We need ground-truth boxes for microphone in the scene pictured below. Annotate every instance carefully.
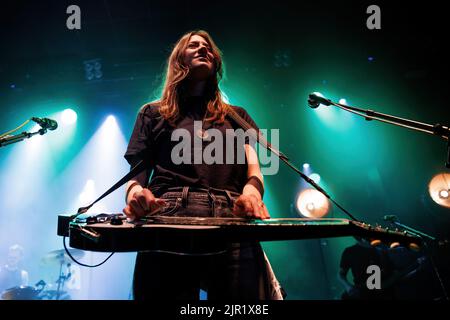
[31,117,58,130]
[383,215,398,222]
[308,92,332,108]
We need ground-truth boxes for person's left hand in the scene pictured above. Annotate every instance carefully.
[233,194,270,219]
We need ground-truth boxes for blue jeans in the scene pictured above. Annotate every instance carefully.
[132,187,276,300]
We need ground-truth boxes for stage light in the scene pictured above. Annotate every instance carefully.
[100,115,118,138]
[78,179,95,204]
[84,59,103,81]
[309,173,321,184]
[339,98,347,105]
[312,92,325,99]
[274,50,291,68]
[428,173,450,208]
[61,109,77,125]
[62,114,128,214]
[296,188,330,218]
[105,115,116,126]
[311,92,337,124]
[439,189,449,199]
[303,163,310,169]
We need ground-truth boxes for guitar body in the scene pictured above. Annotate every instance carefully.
[66,215,422,255]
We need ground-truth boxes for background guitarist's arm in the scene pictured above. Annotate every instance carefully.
[381,256,427,289]
[338,266,355,295]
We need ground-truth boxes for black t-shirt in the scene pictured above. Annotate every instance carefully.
[340,244,385,287]
[124,97,259,196]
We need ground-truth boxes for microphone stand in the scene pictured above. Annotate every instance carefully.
[0,128,48,147]
[254,132,360,221]
[226,107,361,221]
[388,218,449,300]
[312,95,449,298]
[315,96,450,168]
[390,219,436,242]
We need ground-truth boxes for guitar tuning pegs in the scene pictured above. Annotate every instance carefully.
[389,242,400,249]
[408,243,421,251]
[370,239,382,247]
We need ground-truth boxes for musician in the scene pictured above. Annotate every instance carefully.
[385,242,437,299]
[0,244,29,294]
[123,30,284,300]
[338,237,394,299]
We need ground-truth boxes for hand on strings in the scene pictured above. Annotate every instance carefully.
[123,188,166,220]
[233,194,270,220]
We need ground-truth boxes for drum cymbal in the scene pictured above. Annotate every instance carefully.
[428,173,450,208]
[1,286,39,300]
[41,249,85,265]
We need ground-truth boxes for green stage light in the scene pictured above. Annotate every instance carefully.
[61,109,77,125]
[309,173,321,184]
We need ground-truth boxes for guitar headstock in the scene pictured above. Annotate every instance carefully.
[350,220,422,248]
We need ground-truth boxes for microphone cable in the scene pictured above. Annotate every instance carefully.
[0,119,31,139]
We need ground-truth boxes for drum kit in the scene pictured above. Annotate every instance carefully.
[1,248,84,300]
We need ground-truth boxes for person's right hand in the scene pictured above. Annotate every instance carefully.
[123,188,166,220]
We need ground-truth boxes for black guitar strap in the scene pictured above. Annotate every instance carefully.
[76,159,148,215]
[75,106,279,217]
[225,106,288,160]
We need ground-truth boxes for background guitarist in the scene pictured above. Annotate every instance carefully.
[338,237,395,299]
[384,242,438,299]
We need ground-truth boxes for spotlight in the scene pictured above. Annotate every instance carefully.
[428,173,450,208]
[339,98,347,105]
[84,59,103,81]
[303,163,310,169]
[296,188,330,218]
[100,115,119,139]
[309,173,321,184]
[78,179,95,204]
[311,92,325,99]
[439,189,449,199]
[104,115,117,130]
[61,109,77,125]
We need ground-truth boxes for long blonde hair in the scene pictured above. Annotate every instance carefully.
[158,30,228,125]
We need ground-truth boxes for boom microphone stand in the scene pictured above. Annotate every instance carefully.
[308,92,450,299]
[385,215,449,300]
[308,92,450,168]
[0,128,49,147]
